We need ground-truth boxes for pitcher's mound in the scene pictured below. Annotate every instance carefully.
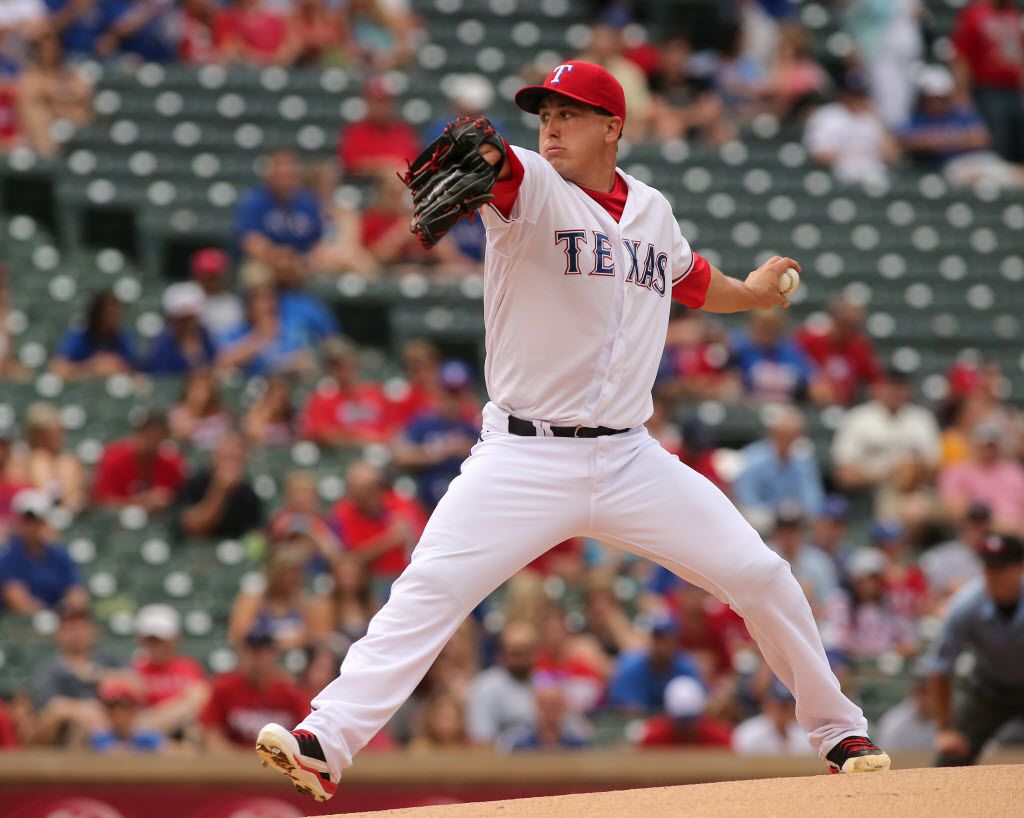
[333,764,1021,818]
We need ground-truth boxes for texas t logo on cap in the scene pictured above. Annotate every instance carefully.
[550,64,574,84]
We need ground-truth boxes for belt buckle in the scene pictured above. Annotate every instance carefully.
[573,425,583,438]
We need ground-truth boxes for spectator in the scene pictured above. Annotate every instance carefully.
[299,337,392,446]
[337,78,420,175]
[804,71,899,185]
[131,604,209,738]
[876,667,937,753]
[89,676,166,754]
[796,296,881,406]
[330,460,426,590]
[920,503,987,606]
[11,400,87,513]
[869,519,931,619]
[235,150,323,281]
[44,0,114,59]
[657,311,739,402]
[191,248,243,338]
[830,527,869,580]
[179,0,217,64]
[466,621,538,745]
[767,23,828,122]
[843,0,923,129]
[901,66,1024,189]
[142,282,216,376]
[930,533,1024,766]
[503,678,590,751]
[213,0,291,66]
[201,626,309,749]
[734,405,825,531]
[714,24,772,124]
[274,265,340,349]
[649,35,732,144]
[15,28,92,157]
[216,285,317,377]
[405,339,480,424]
[30,602,122,746]
[632,674,732,748]
[0,0,46,68]
[607,614,701,713]
[820,547,918,661]
[267,470,341,569]
[286,0,346,66]
[392,361,479,511]
[832,368,941,491]
[532,608,605,714]
[576,24,652,140]
[952,0,1024,163]
[732,677,812,755]
[729,309,819,402]
[579,572,645,659]
[0,489,86,613]
[0,697,21,748]
[343,0,415,71]
[169,369,234,451]
[0,263,32,380]
[97,0,180,63]
[228,543,329,651]
[874,454,943,546]
[324,552,376,654]
[243,374,296,446]
[174,432,265,540]
[424,73,500,143]
[408,690,467,751]
[305,159,380,278]
[769,502,838,610]
[50,289,137,381]
[939,421,1024,535]
[92,409,186,511]
[0,424,28,542]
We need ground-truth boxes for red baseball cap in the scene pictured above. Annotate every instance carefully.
[190,247,229,278]
[515,60,626,124]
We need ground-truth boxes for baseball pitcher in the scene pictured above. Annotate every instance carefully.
[256,61,890,801]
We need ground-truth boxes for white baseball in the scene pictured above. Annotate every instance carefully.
[778,267,800,297]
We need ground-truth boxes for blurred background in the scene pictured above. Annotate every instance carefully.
[1,0,1023,815]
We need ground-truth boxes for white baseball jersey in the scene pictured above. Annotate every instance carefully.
[478,145,710,430]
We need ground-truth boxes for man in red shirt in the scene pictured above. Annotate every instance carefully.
[952,0,1024,162]
[132,604,209,736]
[299,338,393,446]
[331,461,426,587]
[213,0,290,65]
[201,626,309,749]
[92,410,186,511]
[337,79,421,175]
[797,295,881,406]
[633,674,732,748]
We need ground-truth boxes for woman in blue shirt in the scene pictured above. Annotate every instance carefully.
[50,289,138,381]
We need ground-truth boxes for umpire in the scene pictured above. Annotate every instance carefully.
[929,533,1024,765]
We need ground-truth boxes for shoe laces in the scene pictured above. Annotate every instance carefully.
[837,736,878,754]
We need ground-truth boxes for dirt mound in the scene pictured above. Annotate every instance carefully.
[335,765,1022,818]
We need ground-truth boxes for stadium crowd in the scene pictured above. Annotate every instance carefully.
[0,0,1023,768]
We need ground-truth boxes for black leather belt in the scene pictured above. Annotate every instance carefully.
[507,415,629,438]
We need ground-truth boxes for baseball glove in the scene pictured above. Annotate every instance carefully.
[402,116,506,248]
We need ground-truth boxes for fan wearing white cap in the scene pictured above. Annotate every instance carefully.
[142,283,216,376]
[900,65,1024,190]
[0,489,87,613]
[132,604,210,735]
[631,675,733,747]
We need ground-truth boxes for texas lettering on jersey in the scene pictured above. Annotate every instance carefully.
[555,230,668,295]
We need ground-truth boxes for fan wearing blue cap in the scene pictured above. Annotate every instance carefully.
[607,614,702,713]
[392,361,480,511]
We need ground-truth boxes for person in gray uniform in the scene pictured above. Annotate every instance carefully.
[929,533,1024,765]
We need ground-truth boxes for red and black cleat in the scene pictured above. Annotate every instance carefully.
[825,736,891,774]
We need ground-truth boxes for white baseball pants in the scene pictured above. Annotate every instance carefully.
[299,403,867,778]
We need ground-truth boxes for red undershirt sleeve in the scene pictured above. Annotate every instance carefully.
[671,253,712,309]
[489,140,526,220]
